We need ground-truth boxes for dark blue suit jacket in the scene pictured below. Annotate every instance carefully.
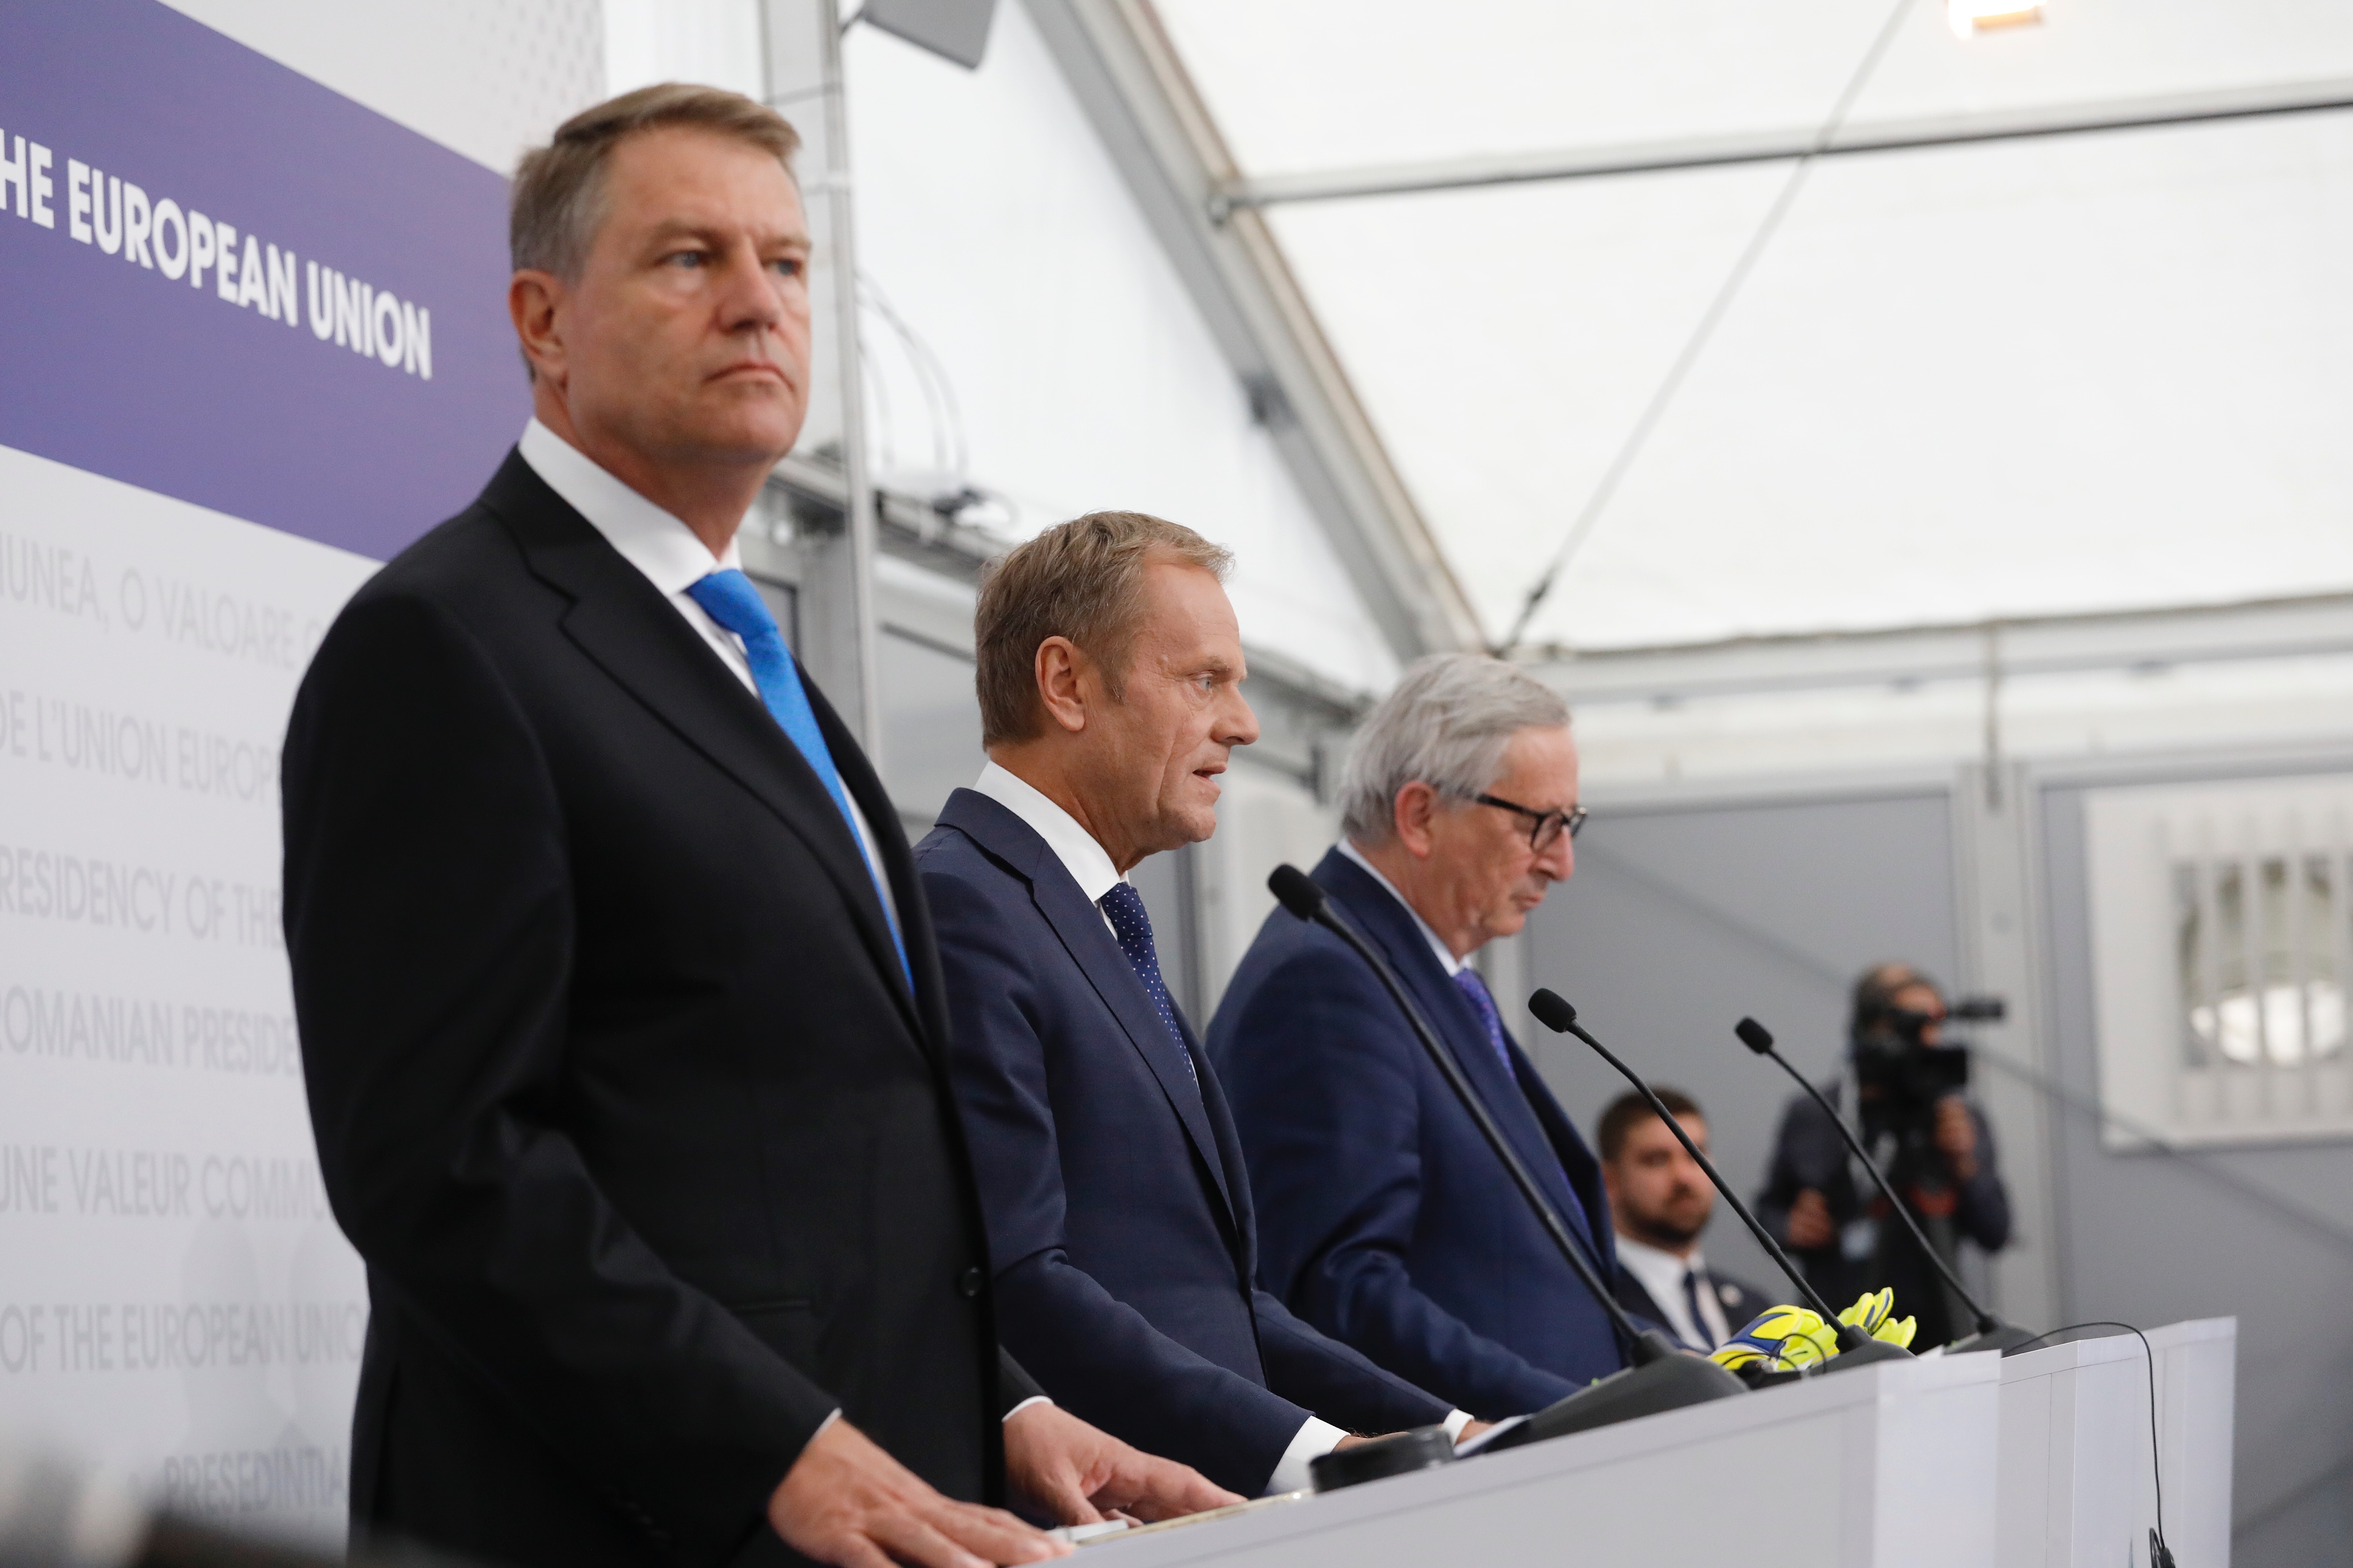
[916,792,1450,1495]
[1206,848,1627,1418]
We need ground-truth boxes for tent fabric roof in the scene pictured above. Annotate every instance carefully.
[1153,0,2353,652]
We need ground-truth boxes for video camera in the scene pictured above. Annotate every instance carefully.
[1853,995,2004,1143]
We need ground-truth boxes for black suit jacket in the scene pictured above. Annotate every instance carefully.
[915,791,1450,1495]
[283,452,1025,1568]
[1611,1261,1773,1351]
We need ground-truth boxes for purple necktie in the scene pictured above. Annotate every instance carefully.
[1450,966,1593,1245]
[1450,966,1519,1077]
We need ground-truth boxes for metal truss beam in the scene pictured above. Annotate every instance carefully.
[1218,76,2353,212]
[1533,592,2353,707]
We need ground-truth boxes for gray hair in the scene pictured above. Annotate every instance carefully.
[1339,653,1571,845]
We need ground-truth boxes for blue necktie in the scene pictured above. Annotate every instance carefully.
[1450,965,1593,1244]
[1683,1268,1714,1351]
[1097,882,1199,1092]
[686,569,909,988]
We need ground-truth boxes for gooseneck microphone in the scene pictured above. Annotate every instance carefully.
[1734,1016,2038,1354]
[1526,989,1909,1371]
[1266,867,1742,1442]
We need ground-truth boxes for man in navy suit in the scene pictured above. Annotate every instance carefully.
[1208,654,1623,1419]
[918,513,1475,1499]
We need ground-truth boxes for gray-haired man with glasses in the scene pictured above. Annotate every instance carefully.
[1207,653,1625,1419]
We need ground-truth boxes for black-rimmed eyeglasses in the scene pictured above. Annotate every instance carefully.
[1473,792,1586,853]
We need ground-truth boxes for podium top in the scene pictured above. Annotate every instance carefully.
[1997,1317,2237,1381]
[2144,1316,2235,1349]
[1080,1354,2000,1568]
[1998,1333,2157,1379]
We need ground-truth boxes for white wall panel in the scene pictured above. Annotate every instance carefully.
[842,2,1399,692]
[161,0,606,173]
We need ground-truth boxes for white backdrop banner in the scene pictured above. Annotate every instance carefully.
[1,0,524,1541]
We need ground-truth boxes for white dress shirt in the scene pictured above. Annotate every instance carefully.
[971,762,1126,927]
[517,419,894,927]
[1614,1235,1734,1351]
[970,768,1467,1491]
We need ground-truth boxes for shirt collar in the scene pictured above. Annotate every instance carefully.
[971,761,1125,905]
[1337,838,1463,976]
[1613,1233,1706,1284]
[517,417,741,592]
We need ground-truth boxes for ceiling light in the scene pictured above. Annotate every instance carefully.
[1948,0,2042,38]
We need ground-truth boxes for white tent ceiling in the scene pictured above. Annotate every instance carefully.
[1152,0,2353,652]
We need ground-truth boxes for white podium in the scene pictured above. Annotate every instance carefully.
[2149,1318,2236,1568]
[1994,1317,2236,1567]
[1093,1353,2001,1568]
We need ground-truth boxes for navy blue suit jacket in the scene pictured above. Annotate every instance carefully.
[1206,848,1627,1418]
[917,792,1450,1495]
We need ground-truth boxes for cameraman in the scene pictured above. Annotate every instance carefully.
[1756,963,2011,1348]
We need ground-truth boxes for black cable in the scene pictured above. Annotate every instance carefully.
[2005,1321,2175,1568]
[1500,0,1920,653]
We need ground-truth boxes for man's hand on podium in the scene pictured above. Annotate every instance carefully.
[769,1417,1069,1568]
[1004,1401,1242,1524]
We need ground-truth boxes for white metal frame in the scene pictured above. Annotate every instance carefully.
[2083,772,2353,1149]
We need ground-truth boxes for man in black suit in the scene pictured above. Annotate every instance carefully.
[914,514,1477,1499]
[1598,1090,1772,1351]
[284,85,1225,1568]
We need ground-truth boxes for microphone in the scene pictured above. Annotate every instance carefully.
[1734,1016,2038,1353]
[1266,866,1741,1443]
[1526,989,1909,1371]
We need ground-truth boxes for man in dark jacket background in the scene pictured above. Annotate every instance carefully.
[1757,963,2011,1348]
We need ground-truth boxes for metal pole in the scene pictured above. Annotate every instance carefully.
[763,0,883,748]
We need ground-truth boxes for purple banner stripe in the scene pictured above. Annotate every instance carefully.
[0,0,527,562]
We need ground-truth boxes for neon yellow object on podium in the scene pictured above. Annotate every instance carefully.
[1711,1290,1918,1373]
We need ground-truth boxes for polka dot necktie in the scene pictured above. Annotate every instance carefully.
[1097,881,1199,1091]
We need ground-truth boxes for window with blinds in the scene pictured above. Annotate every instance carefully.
[2086,775,2353,1148]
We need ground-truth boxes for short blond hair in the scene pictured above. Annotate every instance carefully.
[974,512,1234,747]
[511,83,800,281]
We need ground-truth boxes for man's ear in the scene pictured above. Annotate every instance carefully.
[1034,636,1089,736]
[510,270,568,389]
[1391,780,1441,859]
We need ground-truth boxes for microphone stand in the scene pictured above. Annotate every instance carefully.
[1734,1016,2038,1354]
[1527,990,1910,1371]
[1266,867,1743,1445]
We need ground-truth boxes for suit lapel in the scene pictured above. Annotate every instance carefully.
[940,792,1237,1227]
[1314,850,1588,1228]
[481,452,920,1038]
[1515,1045,1615,1268]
